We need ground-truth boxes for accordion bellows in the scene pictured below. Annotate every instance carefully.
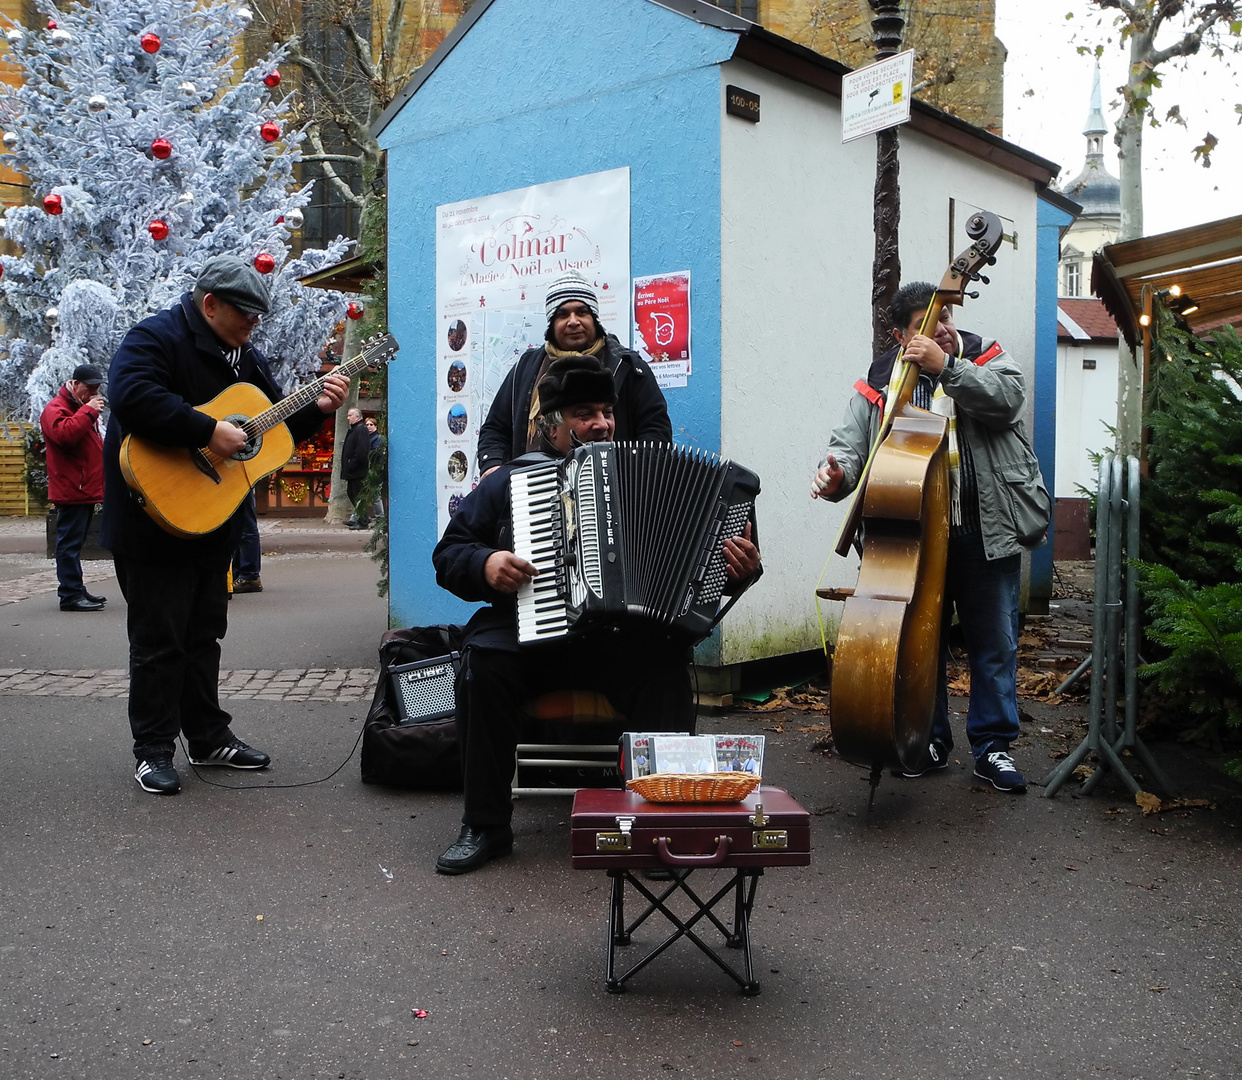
[511,441,760,645]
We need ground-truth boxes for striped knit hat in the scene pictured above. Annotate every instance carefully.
[545,270,600,323]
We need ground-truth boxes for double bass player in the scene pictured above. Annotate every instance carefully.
[812,281,1050,793]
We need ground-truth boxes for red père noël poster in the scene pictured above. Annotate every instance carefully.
[632,271,691,387]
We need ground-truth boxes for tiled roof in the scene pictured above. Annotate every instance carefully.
[1058,298,1118,341]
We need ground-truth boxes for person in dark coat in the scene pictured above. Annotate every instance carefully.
[475,270,672,477]
[40,362,107,612]
[340,407,371,529]
[432,355,760,875]
[101,255,350,795]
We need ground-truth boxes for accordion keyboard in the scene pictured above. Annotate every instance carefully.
[512,461,570,642]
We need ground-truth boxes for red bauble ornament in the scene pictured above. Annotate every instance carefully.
[47,19,57,30]
[141,33,161,54]
[151,138,172,159]
[254,253,276,274]
[259,121,280,143]
[42,193,62,215]
[148,220,169,241]
[263,70,281,88]
[347,302,364,321]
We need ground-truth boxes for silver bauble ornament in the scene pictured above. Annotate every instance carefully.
[286,207,304,229]
[177,190,195,206]
[179,81,197,97]
[45,306,59,327]
[50,28,71,46]
[5,28,22,44]
[237,6,254,26]
[2,131,18,150]
[87,94,107,113]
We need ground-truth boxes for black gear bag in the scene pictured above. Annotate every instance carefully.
[361,625,464,790]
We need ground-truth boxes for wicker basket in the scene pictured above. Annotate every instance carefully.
[626,772,761,804]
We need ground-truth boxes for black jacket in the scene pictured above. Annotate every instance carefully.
[100,294,327,567]
[475,334,672,472]
[340,419,371,481]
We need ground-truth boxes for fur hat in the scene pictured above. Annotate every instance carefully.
[537,354,616,415]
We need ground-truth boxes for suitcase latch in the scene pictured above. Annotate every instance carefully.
[749,802,767,827]
[596,815,636,852]
[752,829,788,850]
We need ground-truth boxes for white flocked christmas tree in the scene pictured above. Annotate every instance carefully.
[0,0,352,419]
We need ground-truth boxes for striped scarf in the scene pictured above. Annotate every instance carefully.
[525,336,607,450]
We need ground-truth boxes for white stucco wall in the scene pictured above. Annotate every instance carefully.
[717,57,1042,664]
[1055,340,1119,497]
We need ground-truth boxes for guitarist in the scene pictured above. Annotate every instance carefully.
[100,256,350,795]
[810,281,1049,794]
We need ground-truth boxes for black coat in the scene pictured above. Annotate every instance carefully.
[340,419,371,481]
[100,294,327,567]
[475,334,672,472]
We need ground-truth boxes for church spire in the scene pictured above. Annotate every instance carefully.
[1084,62,1107,157]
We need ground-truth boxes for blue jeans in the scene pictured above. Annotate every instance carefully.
[933,532,1022,759]
[54,502,95,603]
[233,492,260,579]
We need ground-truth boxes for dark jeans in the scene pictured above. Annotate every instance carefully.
[346,477,369,526]
[233,492,260,579]
[457,637,693,828]
[54,502,95,603]
[114,556,235,761]
[933,532,1022,759]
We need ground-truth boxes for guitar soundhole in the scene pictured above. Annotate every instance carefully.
[223,413,262,461]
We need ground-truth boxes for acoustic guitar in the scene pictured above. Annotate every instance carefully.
[119,332,399,538]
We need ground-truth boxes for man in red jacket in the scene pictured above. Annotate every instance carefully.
[40,363,107,612]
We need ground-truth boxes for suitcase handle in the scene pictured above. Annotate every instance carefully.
[655,835,730,866]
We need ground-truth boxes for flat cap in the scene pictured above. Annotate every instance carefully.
[71,363,104,385]
[536,354,616,416]
[197,255,272,316]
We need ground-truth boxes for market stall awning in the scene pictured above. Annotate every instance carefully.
[298,254,380,295]
[1092,214,1242,348]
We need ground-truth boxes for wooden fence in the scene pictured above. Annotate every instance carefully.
[0,421,45,516]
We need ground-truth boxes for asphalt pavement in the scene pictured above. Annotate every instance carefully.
[1,518,1239,1080]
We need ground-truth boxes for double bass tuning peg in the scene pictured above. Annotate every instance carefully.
[965,290,980,300]
[970,272,990,285]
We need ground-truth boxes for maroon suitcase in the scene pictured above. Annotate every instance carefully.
[570,786,811,870]
[571,787,811,994]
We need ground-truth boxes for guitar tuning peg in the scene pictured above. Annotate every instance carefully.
[978,274,990,285]
[966,290,980,299]
[987,256,997,266]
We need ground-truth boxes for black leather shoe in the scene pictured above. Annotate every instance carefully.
[84,591,107,605]
[60,598,104,612]
[435,825,513,875]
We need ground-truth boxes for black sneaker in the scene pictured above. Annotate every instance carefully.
[188,738,271,770]
[973,750,1027,793]
[135,755,181,794]
[899,740,951,778]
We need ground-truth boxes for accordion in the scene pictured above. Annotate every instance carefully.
[510,442,760,645]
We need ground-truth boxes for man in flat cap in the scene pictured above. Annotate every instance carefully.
[432,355,760,874]
[41,362,108,612]
[101,255,350,795]
[476,270,673,478]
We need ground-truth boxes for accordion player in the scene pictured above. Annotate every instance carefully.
[510,440,761,647]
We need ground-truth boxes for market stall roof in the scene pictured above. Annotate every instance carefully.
[1091,214,1242,348]
[297,253,379,294]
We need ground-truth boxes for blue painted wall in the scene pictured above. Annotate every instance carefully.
[1033,195,1074,610]
[378,0,740,627]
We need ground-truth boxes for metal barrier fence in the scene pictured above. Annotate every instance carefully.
[1042,453,1176,798]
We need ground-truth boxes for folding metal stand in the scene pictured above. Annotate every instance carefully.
[604,866,762,995]
[1043,454,1176,798]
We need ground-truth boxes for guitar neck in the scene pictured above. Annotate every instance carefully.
[247,351,375,435]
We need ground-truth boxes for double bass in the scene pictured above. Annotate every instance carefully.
[823,211,1004,791]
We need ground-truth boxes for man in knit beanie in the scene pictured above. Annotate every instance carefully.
[476,270,672,476]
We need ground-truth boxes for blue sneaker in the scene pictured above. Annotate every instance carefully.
[899,740,951,778]
[973,750,1027,793]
